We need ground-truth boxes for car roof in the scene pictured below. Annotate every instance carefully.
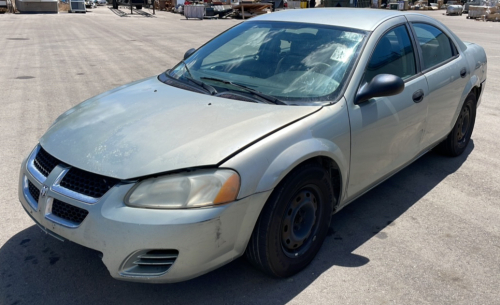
[249,8,423,31]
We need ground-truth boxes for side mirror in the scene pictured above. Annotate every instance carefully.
[354,74,405,105]
[184,48,196,60]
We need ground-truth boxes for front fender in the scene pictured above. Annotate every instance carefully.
[255,138,347,197]
[221,98,351,202]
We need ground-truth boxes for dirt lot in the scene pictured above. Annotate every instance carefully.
[0,8,499,305]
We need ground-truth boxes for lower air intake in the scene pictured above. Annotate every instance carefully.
[121,249,179,277]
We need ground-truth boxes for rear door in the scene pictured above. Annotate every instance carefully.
[406,16,469,148]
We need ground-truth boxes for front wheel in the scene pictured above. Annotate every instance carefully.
[112,0,118,9]
[246,163,334,277]
[436,92,476,157]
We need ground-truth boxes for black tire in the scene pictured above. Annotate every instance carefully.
[437,92,476,157]
[246,163,334,277]
[112,0,118,9]
[136,5,142,9]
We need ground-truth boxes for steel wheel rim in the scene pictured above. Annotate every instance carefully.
[457,105,471,143]
[281,185,321,258]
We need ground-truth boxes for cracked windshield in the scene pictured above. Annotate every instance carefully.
[168,21,366,104]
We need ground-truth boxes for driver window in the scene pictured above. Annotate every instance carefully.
[363,25,416,84]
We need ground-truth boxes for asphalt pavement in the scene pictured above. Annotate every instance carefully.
[0,8,499,305]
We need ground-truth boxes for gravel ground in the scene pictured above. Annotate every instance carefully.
[0,8,499,305]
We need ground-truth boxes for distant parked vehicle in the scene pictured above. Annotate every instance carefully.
[112,0,143,9]
[96,0,107,5]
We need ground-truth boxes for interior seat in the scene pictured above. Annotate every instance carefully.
[275,33,317,74]
[255,35,283,78]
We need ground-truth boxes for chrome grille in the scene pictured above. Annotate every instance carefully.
[51,199,89,225]
[122,250,179,276]
[31,146,119,200]
[34,147,61,177]
[60,167,119,199]
[28,180,40,202]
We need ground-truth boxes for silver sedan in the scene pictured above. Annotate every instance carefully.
[18,9,487,283]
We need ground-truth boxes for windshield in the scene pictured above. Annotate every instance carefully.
[165,21,367,105]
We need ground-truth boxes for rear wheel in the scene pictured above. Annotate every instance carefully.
[246,163,334,277]
[112,0,118,8]
[136,5,142,9]
[437,92,476,157]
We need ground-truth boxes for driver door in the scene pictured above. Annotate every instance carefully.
[346,22,429,199]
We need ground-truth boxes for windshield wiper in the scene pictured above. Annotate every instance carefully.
[200,77,285,105]
[182,62,218,95]
[165,62,218,95]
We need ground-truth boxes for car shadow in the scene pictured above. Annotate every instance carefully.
[0,142,474,305]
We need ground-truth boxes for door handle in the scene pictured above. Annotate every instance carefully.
[460,68,467,78]
[412,89,424,103]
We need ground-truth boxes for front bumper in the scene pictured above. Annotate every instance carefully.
[18,155,270,283]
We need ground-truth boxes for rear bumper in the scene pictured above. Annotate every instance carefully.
[18,156,270,283]
[477,79,486,107]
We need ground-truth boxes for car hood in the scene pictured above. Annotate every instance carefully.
[40,77,320,180]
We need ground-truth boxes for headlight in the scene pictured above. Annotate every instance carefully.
[125,169,240,209]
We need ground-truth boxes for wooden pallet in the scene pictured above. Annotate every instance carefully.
[232,2,271,19]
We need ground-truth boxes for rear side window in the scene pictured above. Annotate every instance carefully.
[363,25,416,84]
[412,23,457,70]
